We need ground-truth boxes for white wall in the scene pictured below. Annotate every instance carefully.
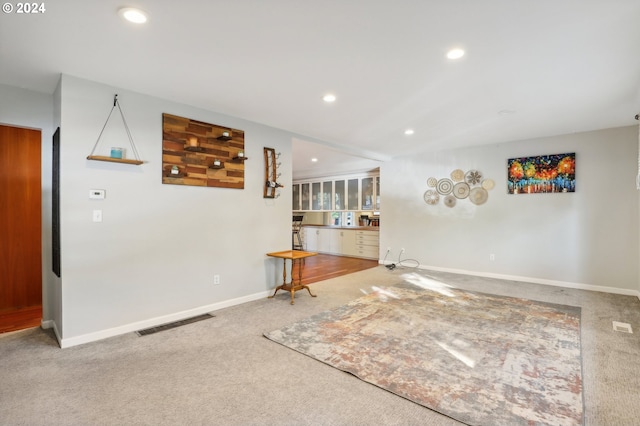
[381,126,640,294]
[3,78,638,347]
[58,75,293,345]
[0,83,58,328]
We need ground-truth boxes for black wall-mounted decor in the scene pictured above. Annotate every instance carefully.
[52,127,61,277]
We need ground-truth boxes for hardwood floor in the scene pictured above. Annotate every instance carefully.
[0,305,42,334]
[291,254,379,285]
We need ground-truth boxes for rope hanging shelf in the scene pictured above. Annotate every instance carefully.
[87,94,144,165]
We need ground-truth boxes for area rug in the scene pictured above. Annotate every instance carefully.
[264,285,583,425]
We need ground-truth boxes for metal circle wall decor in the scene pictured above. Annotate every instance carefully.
[443,195,456,208]
[465,170,483,186]
[436,178,453,195]
[481,178,495,190]
[450,169,464,182]
[423,189,439,205]
[424,168,493,208]
[469,187,489,205]
[453,182,470,199]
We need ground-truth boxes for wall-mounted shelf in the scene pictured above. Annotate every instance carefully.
[264,147,282,198]
[88,95,145,165]
[162,113,244,189]
[87,155,144,165]
[233,156,248,161]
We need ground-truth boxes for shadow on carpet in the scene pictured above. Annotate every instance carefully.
[264,283,583,425]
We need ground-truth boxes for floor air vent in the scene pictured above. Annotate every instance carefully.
[136,314,214,336]
[612,321,633,334]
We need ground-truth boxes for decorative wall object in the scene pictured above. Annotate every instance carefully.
[424,168,493,208]
[52,127,61,277]
[162,113,246,189]
[87,94,144,165]
[507,153,575,194]
[264,147,283,198]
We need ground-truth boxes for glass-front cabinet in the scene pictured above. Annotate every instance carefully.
[301,183,310,211]
[334,180,345,210]
[293,171,380,212]
[292,184,300,211]
[322,181,332,210]
[347,178,359,210]
[375,176,380,210]
[361,177,374,210]
[311,182,322,210]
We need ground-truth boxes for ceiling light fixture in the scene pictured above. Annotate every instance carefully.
[322,94,336,103]
[404,129,415,135]
[446,48,465,60]
[118,7,148,24]
[311,158,318,162]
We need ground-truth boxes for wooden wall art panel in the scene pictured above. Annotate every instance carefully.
[162,113,246,189]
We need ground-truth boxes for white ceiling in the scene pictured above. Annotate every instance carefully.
[2,1,639,179]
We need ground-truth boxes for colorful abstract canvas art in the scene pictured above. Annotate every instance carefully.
[508,152,575,194]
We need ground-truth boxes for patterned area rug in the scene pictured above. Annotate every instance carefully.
[264,285,583,425]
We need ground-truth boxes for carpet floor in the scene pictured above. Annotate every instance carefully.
[1,266,639,425]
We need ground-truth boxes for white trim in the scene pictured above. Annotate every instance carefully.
[379,260,640,299]
[41,319,62,346]
[419,264,640,297]
[58,290,271,349]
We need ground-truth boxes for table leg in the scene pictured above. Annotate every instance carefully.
[296,258,317,301]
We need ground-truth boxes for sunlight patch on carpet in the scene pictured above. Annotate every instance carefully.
[264,286,583,425]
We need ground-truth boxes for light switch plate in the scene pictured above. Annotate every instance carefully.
[92,210,102,222]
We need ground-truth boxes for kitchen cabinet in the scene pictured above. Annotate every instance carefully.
[347,178,359,210]
[311,182,322,210]
[304,227,318,251]
[317,228,333,252]
[294,171,380,212]
[334,180,346,210]
[341,230,358,257]
[301,183,310,210]
[354,230,379,259]
[303,227,378,259]
[292,184,300,210]
[322,181,332,210]
[361,177,374,210]
[375,176,380,210]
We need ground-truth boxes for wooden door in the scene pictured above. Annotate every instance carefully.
[0,124,42,333]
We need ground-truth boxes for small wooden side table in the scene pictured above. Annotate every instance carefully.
[266,250,318,304]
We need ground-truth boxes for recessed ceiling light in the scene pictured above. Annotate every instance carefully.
[446,48,465,59]
[118,7,148,24]
[311,158,318,162]
[404,129,415,135]
[322,94,336,103]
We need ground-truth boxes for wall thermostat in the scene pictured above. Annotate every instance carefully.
[89,189,106,199]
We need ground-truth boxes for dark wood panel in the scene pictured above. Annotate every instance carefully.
[0,305,42,333]
[0,124,42,331]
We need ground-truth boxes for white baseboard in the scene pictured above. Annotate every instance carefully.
[58,290,271,349]
[403,262,640,298]
[41,319,62,347]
